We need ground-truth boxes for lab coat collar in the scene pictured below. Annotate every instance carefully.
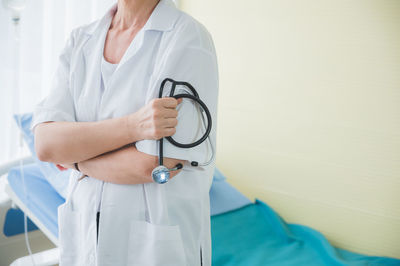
[81,0,180,69]
[83,0,179,36]
[142,0,180,32]
[80,0,180,99]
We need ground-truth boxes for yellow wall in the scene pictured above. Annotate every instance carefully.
[181,0,400,258]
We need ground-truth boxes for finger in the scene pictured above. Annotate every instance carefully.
[163,127,177,137]
[161,97,178,108]
[56,164,68,171]
[163,109,178,118]
[177,98,183,104]
[162,118,178,127]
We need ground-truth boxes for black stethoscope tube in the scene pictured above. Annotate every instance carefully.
[158,78,212,167]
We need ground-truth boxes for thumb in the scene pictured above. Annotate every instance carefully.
[177,98,183,104]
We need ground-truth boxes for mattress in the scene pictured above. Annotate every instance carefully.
[6,163,65,238]
[6,164,400,265]
[211,200,400,266]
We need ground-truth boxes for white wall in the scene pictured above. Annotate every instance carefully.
[182,0,400,258]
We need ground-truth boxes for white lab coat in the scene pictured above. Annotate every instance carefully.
[30,0,219,265]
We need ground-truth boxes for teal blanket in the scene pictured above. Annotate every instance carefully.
[211,199,400,266]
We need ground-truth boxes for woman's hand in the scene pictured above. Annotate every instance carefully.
[127,97,182,141]
[56,163,74,171]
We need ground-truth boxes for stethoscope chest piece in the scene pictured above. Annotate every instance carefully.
[152,165,170,184]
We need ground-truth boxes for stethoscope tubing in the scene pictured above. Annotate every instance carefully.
[166,93,212,148]
[158,78,212,167]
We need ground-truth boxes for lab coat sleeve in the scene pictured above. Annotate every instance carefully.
[135,45,219,164]
[30,30,77,134]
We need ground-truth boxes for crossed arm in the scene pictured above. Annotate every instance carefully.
[34,98,185,185]
[63,142,183,185]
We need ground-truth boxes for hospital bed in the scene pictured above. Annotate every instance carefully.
[1,113,400,266]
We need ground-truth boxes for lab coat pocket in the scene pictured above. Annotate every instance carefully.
[58,202,82,266]
[127,220,187,266]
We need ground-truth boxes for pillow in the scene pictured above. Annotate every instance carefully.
[13,113,70,198]
[213,168,226,181]
[209,169,252,216]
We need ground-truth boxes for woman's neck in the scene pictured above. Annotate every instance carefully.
[113,0,159,30]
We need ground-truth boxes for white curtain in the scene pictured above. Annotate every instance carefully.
[0,0,115,164]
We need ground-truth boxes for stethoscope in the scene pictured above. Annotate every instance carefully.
[151,78,214,184]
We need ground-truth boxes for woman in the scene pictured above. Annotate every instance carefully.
[31,0,218,265]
